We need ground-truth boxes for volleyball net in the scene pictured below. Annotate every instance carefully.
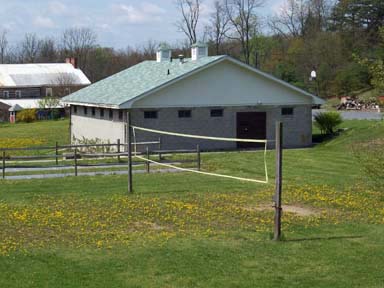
[131,126,270,184]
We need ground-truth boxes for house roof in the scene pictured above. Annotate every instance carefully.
[63,55,324,108]
[0,99,64,109]
[0,63,91,88]
[9,104,23,112]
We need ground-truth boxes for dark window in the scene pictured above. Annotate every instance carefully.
[73,106,77,114]
[92,107,96,116]
[118,111,123,120]
[109,109,113,119]
[178,110,191,118]
[282,107,294,116]
[15,91,21,98]
[3,91,9,98]
[84,106,88,115]
[144,111,158,119]
[100,108,104,118]
[210,109,223,117]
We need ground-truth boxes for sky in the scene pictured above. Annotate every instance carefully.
[0,0,285,49]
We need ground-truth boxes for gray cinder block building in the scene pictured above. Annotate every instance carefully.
[63,43,324,150]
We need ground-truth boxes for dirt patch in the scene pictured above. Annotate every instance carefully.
[245,204,320,217]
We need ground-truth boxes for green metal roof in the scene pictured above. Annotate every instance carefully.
[63,55,226,107]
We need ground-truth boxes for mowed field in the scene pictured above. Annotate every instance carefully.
[0,119,383,287]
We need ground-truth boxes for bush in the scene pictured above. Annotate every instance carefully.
[16,109,37,123]
[314,111,343,135]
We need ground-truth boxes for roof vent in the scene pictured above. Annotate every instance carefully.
[191,42,208,61]
[156,43,172,63]
[178,54,185,64]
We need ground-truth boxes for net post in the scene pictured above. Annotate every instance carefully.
[127,111,133,193]
[146,146,150,173]
[197,144,201,171]
[117,139,121,163]
[2,151,5,179]
[273,121,283,241]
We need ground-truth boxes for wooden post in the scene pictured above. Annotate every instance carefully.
[69,106,72,144]
[158,137,162,161]
[197,144,201,171]
[127,111,133,193]
[117,139,121,163]
[74,148,78,176]
[146,146,150,173]
[2,151,5,179]
[55,141,59,165]
[273,121,283,241]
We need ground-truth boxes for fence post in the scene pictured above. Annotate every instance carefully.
[158,137,162,161]
[55,141,59,165]
[146,146,150,173]
[2,151,5,179]
[197,145,201,171]
[127,111,133,193]
[117,139,121,163]
[74,148,78,176]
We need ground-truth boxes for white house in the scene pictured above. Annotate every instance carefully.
[63,43,324,150]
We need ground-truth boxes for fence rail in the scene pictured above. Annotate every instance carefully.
[0,138,201,179]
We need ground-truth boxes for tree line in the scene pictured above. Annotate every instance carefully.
[0,0,383,99]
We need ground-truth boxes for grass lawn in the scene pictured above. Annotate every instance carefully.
[0,119,70,152]
[0,119,383,287]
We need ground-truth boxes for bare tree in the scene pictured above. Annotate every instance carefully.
[39,37,58,62]
[21,33,41,63]
[141,39,158,58]
[225,0,264,64]
[207,0,231,55]
[0,30,8,64]
[61,27,97,70]
[269,0,307,38]
[176,0,202,45]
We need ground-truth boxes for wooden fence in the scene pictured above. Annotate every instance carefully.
[0,139,201,179]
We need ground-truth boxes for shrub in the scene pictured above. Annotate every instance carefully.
[16,109,37,123]
[314,111,343,135]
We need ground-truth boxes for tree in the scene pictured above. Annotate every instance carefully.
[207,1,231,55]
[357,27,384,92]
[176,0,202,45]
[61,28,97,71]
[332,0,384,43]
[225,0,263,64]
[270,0,307,37]
[21,33,41,63]
[39,37,58,63]
[0,30,8,64]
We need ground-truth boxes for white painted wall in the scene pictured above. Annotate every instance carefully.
[71,115,125,144]
[131,60,312,109]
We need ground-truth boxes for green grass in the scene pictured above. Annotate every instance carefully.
[0,119,383,287]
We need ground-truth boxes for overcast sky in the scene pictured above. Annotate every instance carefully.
[0,0,285,49]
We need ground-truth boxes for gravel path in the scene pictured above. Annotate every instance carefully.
[3,168,187,180]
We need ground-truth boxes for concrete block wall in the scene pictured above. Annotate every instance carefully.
[131,105,312,150]
[70,105,312,151]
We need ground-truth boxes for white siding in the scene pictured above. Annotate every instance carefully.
[131,60,312,109]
